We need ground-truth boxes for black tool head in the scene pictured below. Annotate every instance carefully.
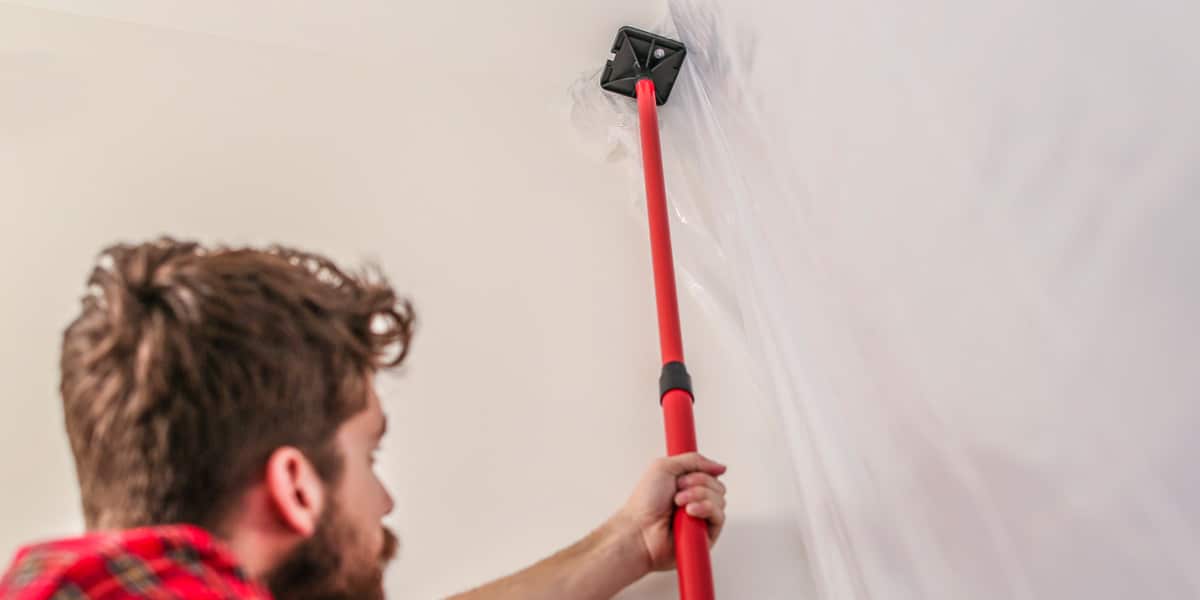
[600,26,687,106]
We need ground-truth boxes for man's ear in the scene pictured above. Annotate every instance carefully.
[264,446,325,537]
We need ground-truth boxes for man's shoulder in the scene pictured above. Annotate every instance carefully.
[0,533,103,599]
[0,526,272,599]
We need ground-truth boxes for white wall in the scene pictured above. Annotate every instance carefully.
[0,3,804,598]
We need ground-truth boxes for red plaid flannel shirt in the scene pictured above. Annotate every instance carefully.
[0,525,273,599]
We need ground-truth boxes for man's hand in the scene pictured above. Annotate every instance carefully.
[613,453,728,573]
[449,453,727,600]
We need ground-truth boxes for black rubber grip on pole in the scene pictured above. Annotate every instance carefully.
[659,361,694,403]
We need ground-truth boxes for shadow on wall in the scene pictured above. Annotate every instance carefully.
[617,515,813,599]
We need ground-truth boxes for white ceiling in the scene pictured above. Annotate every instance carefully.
[0,2,805,598]
[2,0,662,62]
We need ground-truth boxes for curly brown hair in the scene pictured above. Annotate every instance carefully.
[59,238,415,531]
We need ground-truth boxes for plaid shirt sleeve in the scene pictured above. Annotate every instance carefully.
[0,525,273,600]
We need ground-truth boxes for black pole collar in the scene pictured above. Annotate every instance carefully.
[659,361,694,403]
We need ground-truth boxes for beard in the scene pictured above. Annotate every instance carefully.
[265,499,399,600]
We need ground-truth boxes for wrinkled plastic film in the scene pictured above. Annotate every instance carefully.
[572,0,1200,598]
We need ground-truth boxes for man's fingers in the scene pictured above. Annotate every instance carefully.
[684,500,717,517]
[658,452,727,478]
[684,498,726,542]
[677,472,726,495]
[674,486,726,510]
[681,490,726,545]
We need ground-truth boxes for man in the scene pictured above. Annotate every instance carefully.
[0,239,727,599]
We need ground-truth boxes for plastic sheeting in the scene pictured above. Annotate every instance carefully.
[572,0,1200,598]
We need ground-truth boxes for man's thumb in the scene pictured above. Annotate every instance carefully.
[660,452,727,477]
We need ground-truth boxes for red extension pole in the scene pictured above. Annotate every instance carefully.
[635,77,716,600]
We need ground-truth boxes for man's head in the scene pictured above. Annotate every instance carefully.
[59,238,414,598]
